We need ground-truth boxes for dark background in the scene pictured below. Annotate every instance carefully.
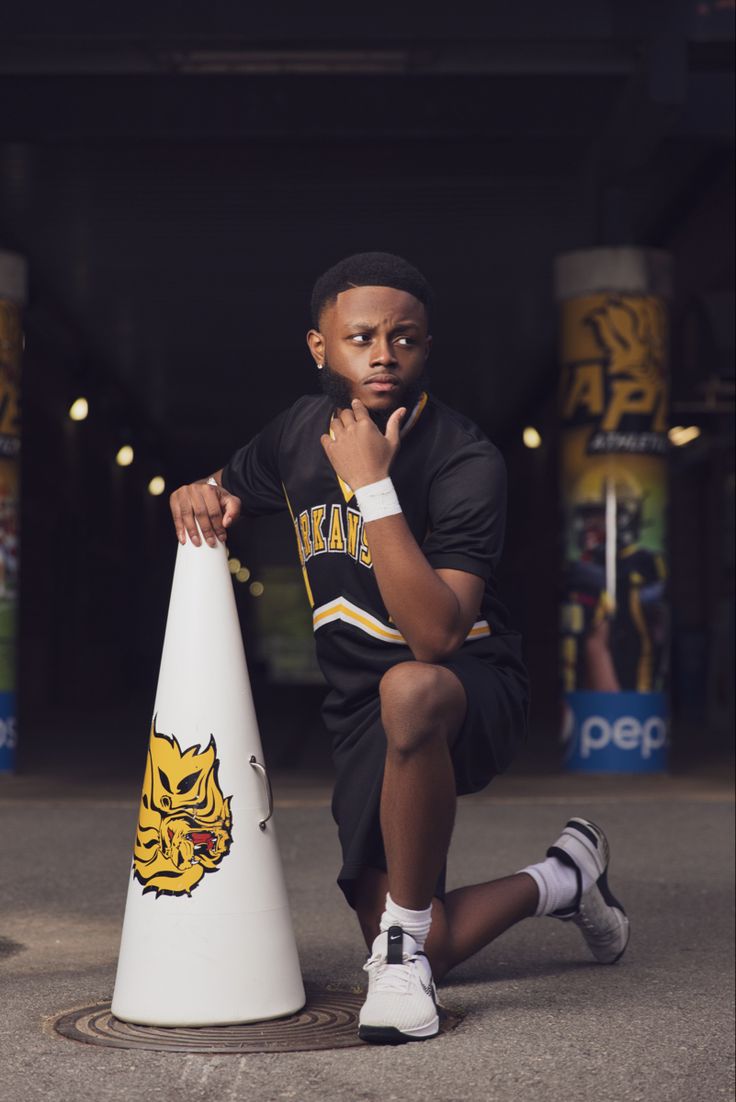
[1,1,733,776]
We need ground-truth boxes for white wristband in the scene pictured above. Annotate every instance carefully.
[354,477,402,523]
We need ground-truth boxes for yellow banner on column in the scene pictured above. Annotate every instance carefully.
[555,249,671,771]
[560,291,668,694]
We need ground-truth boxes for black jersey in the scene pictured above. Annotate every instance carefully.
[221,392,518,714]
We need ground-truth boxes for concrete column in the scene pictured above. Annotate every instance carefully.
[0,251,27,773]
[555,248,672,772]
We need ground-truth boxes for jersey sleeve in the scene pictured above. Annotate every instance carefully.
[421,440,506,580]
[220,408,289,517]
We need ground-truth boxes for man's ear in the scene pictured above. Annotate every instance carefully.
[306,329,325,367]
[424,334,432,360]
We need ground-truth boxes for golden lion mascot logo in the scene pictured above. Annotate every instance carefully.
[133,721,233,897]
[585,295,665,385]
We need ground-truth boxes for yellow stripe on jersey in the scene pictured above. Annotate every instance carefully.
[466,621,492,639]
[400,390,428,435]
[313,599,404,642]
[312,596,491,646]
[282,483,315,608]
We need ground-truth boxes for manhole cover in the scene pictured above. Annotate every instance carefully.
[50,985,463,1053]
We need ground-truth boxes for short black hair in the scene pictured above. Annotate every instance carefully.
[310,251,433,327]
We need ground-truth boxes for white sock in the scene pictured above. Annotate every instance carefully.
[379,893,433,950]
[519,856,584,916]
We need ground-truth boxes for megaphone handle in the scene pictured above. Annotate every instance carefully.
[249,756,274,831]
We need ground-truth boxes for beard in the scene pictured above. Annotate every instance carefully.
[318,361,429,433]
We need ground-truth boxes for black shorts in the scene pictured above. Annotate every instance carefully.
[326,635,529,908]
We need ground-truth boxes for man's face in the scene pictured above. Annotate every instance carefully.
[307,285,431,416]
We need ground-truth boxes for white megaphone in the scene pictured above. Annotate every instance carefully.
[111,533,305,1026]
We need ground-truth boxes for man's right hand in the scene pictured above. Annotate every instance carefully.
[169,472,242,547]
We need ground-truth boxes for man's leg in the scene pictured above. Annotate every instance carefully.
[358,660,540,959]
[378,660,464,910]
[356,662,629,1042]
[356,826,630,986]
[355,867,538,982]
[376,660,539,944]
[357,660,539,1043]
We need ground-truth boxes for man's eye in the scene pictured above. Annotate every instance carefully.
[396,337,415,346]
[350,334,371,343]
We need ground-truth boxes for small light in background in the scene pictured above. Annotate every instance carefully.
[116,444,134,467]
[668,425,701,447]
[523,426,542,449]
[236,567,251,584]
[69,397,89,422]
[228,557,241,574]
[148,475,166,496]
[249,580,264,597]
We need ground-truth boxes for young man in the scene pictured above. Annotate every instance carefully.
[170,252,629,1044]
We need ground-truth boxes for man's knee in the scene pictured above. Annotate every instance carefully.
[379,662,466,755]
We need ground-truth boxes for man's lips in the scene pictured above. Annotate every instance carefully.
[364,375,399,392]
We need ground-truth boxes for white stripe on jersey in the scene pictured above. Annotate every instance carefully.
[312,596,491,646]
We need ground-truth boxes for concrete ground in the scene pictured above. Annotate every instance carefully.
[1,765,734,1102]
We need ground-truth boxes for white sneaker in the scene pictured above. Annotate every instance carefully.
[548,817,630,964]
[358,926,439,1044]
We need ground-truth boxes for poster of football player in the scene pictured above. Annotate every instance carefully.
[555,250,671,772]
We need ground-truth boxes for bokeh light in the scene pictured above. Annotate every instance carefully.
[68,397,89,421]
[668,425,701,447]
[147,475,166,496]
[522,426,542,449]
[115,445,134,467]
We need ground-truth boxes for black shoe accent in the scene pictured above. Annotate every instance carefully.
[414,954,438,1003]
[596,866,627,917]
[546,845,583,915]
[386,925,404,964]
[359,1025,436,1045]
[564,819,601,848]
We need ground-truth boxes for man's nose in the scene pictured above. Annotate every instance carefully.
[370,337,397,366]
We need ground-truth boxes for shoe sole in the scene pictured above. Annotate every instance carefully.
[579,865,631,964]
[359,1020,439,1045]
[567,820,630,964]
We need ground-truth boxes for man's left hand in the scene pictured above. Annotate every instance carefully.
[320,399,406,490]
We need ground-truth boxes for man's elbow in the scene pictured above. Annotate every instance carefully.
[410,625,466,664]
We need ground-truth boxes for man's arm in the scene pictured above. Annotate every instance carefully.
[363,512,485,661]
[169,469,242,547]
[321,399,486,663]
